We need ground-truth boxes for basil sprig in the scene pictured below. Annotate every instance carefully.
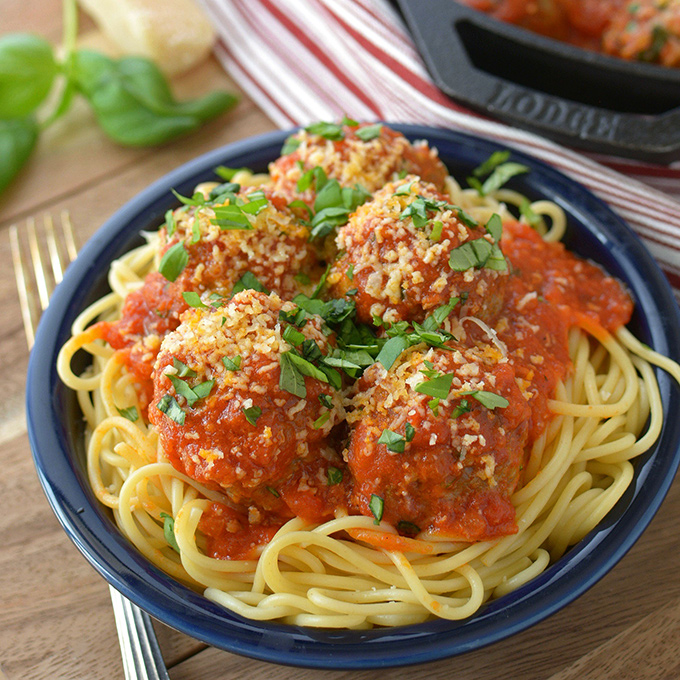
[0,1,237,195]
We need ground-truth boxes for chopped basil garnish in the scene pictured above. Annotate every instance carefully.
[313,411,331,429]
[355,123,382,141]
[168,375,214,408]
[160,512,180,553]
[171,188,206,207]
[157,394,185,425]
[405,422,416,442]
[231,271,270,297]
[279,351,307,398]
[430,220,443,242]
[394,179,416,196]
[415,372,454,399]
[319,393,333,408]
[451,399,470,419]
[173,357,196,377]
[281,136,301,155]
[158,241,189,282]
[327,466,343,486]
[282,324,306,346]
[468,151,529,196]
[376,335,410,370]
[463,390,509,410]
[294,272,311,286]
[222,355,242,371]
[266,485,280,498]
[346,263,354,280]
[397,520,420,537]
[164,209,176,236]
[369,494,384,524]
[243,405,262,425]
[214,165,247,181]
[182,291,207,308]
[378,428,407,453]
[428,397,440,416]
[305,120,345,140]
[116,405,139,422]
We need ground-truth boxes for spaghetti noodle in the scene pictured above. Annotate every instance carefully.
[58,121,680,628]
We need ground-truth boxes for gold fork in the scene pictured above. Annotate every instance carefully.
[11,212,170,680]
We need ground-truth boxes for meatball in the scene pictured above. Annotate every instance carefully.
[326,176,510,324]
[269,121,448,204]
[149,291,347,516]
[345,342,530,541]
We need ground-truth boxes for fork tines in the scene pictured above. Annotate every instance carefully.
[10,211,78,349]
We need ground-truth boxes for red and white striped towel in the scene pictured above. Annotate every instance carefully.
[199,0,680,294]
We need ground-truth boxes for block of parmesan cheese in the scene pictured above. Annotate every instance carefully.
[78,0,216,76]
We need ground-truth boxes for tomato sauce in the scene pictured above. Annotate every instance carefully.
[458,0,680,66]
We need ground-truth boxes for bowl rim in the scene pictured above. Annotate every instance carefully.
[26,124,680,669]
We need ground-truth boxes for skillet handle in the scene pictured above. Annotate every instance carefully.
[396,0,680,163]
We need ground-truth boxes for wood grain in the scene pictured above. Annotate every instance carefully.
[1,3,679,679]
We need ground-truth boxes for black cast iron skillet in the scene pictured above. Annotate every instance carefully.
[395,0,680,163]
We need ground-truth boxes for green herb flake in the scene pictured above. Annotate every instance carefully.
[243,405,262,426]
[397,520,420,537]
[369,494,384,524]
[404,422,416,442]
[415,372,454,399]
[222,355,242,371]
[313,411,331,429]
[279,352,307,398]
[158,241,189,282]
[182,291,207,308]
[305,120,345,140]
[376,334,410,370]
[319,393,333,408]
[231,271,270,297]
[164,209,176,236]
[378,428,406,453]
[266,485,280,498]
[294,272,311,285]
[394,179,416,196]
[283,324,306,346]
[160,512,180,553]
[215,165,247,181]
[157,394,185,425]
[116,405,139,422]
[346,263,354,280]
[428,397,440,416]
[463,390,510,410]
[327,466,343,486]
[355,123,382,141]
[451,399,470,419]
[430,220,443,242]
[281,135,301,155]
[448,237,493,271]
[173,357,196,377]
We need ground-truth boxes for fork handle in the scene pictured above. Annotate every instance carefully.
[109,585,170,680]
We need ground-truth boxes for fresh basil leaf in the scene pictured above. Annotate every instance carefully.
[472,150,511,178]
[157,394,185,424]
[158,241,189,282]
[448,238,493,271]
[0,34,58,118]
[414,372,454,399]
[214,165,247,180]
[313,411,331,429]
[405,422,416,442]
[327,466,343,486]
[160,512,180,553]
[231,271,269,296]
[192,380,215,401]
[480,162,529,196]
[485,213,503,242]
[182,291,206,308]
[0,116,38,193]
[211,203,253,230]
[73,50,237,146]
[451,398,471,419]
[341,115,359,126]
[397,520,420,536]
[279,351,307,398]
[164,209,177,236]
[376,334,410,370]
[355,123,382,141]
[430,220,443,242]
[464,390,509,409]
[243,405,262,426]
[222,355,242,371]
[369,494,384,524]
[378,428,406,453]
[173,357,196,377]
[282,324,306,346]
[116,405,139,422]
[281,135,301,155]
[287,352,329,383]
[305,120,344,140]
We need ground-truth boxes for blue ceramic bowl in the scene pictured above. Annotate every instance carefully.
[26,126,680,669]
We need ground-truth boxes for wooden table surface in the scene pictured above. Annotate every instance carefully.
[2,3,680,679]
